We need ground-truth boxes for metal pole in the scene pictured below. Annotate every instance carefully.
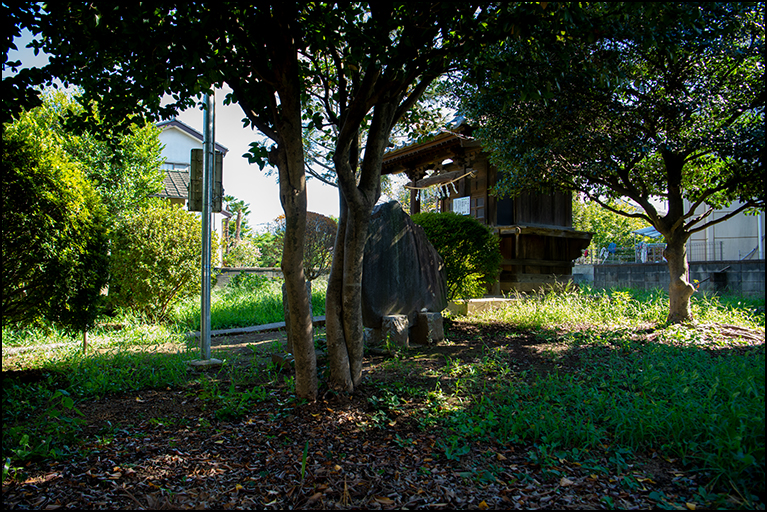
[201,92,215,360]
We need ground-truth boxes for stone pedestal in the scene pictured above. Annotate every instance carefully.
[366,314,410,349]
[410,311,444,345]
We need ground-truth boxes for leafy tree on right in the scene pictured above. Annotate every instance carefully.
[456,2,764,323]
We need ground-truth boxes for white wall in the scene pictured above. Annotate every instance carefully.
[686,200,765,261]
[158,126,226,243]
[159,127,201,165]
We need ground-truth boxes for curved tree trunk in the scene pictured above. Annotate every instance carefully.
[326,184,377,391]
[326,102,396,393]
[664,233,695,324]
[326,191,353,392]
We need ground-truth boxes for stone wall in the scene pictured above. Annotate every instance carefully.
[577,260,765,296]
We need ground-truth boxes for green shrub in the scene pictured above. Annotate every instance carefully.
[2,107,109,333]
[411,212,501,300]
[109,199,216,321]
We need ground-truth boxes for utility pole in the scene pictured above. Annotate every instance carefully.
[200,92,214,361]
[186,93,223,369]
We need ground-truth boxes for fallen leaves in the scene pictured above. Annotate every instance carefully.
[4,323,761,510]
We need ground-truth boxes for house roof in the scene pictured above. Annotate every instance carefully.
[154,169,189,200]
[156,118,230,155]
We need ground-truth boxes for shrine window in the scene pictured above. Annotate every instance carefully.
[471,196,485,220]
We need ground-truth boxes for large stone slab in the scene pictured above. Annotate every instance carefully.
[362,201,447,329]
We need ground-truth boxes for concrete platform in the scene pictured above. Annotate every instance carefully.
[447,298,518,316]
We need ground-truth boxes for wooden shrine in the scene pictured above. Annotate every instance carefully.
[381,125,593,294]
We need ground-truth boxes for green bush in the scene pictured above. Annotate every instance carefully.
[411,212,501,300]
[109,199,214,321]
[2,107,109,333]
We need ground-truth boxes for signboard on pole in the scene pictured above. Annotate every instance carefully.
[189,149,223,212]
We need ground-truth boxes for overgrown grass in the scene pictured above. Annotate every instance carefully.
[421,286,765,502]
[477,284,765,330]
[1,275,327,352]
[171,274,327,331]
[3,283,764,504]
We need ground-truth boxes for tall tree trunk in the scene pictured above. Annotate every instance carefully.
[326,102,395,392]
[223,218,230,255]
[235,210,242,244]
[326,191,353,392]
[273,142,317,400]
[664,233,695,324]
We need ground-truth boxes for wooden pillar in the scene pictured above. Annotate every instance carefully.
[410,186,420,214]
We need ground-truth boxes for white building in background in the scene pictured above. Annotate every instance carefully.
[685,199,765,262]
[155,118,231,261]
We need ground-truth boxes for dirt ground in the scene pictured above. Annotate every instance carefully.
[2,320,764,509]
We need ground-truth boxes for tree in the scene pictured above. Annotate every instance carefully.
[274,212,337,281]
[31,89,165,223]
[2,100,109,339]
[458,2,765,323]
[13,2,505,398]
[572,197,652,253]
[252,231,283,268]
[24,2,324,399]
[223,195,253,251]
[300,4,498,392]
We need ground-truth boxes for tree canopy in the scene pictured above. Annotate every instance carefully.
[5,2,548,397]
[457,2,765,322]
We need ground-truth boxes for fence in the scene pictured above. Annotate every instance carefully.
[576,240,763,265]
[576,243,666,265]
[687,241,726,262]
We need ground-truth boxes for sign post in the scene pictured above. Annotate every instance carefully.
[200,92,214,361]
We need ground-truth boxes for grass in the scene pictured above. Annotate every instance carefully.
[172,273,327,331]
[476,284,765,330]
[2,282,764,505]
[426,287,765,503]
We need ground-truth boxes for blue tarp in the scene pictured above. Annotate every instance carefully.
[633,226,663,239]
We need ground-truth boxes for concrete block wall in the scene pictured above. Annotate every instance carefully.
[585,260,765,296]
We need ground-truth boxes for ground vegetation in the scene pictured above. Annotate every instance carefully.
[2,285,763,509]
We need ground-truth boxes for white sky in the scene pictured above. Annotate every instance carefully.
[8,30,342,231]
[172,88,341,231]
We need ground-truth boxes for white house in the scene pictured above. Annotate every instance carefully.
[155,117,231,244]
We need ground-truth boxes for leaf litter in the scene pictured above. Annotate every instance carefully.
[2,320,764,509]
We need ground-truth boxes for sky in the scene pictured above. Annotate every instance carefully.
[8,30,342,232]
[171,87,341,231]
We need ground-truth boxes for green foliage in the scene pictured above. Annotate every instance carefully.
[457,2,764,232]
[171,276,327,332]
[222,195,253,261]
[109,199,211,321]
[573,197,654,251]
[2,100,109,334]
[222,238,262,268]
[251,232,282,268]
[412,212,501,300]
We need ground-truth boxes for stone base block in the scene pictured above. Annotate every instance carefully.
[366,315,410,348]
[410,311,444,345]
